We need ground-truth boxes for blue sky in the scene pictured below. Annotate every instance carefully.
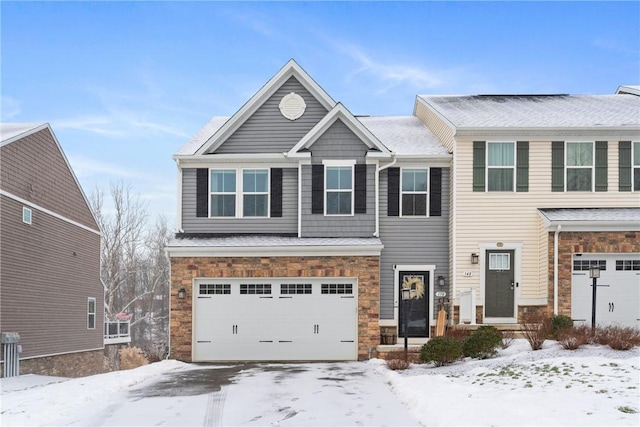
[2,1,638,228]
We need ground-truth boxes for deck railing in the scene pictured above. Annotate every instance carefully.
[104,319,131,344]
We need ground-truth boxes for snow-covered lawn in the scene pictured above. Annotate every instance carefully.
[1,339,638,426]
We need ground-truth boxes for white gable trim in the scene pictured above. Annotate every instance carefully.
[195,59,336,156]
[287,103,391,158]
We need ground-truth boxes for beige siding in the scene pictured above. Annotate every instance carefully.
[414,99,455,151]
[453,139,639,307]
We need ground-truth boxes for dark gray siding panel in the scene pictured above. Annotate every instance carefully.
[309,119,369,165]
[181,168,298,234]
[0,195,104,360]
[216,76,329,154]
[379,168,450,320]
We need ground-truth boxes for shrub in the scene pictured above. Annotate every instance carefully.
[521,312,552,350]
[500,329,516,349]
[386,358,410,370]
[463,326,503,359]
[385,349,421,365]
[119,346,149,370]
[420,336,463,366]
[550,314,574,339]
[595,326,640,350]
[557,325,591,350]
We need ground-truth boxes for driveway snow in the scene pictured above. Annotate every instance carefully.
[1,340,638,426]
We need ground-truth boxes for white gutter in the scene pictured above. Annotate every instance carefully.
[176,163,184,233]
[374,153,397,237]
[553,224,561,315]
[298,162,302,237]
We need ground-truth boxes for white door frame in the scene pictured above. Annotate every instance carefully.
[479,243,522,324]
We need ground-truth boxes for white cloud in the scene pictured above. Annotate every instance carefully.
[1,96,22,120]
[67,154,143,179]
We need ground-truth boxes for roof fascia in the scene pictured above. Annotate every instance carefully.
[542,221,640,232]
[454,127,640,140]
[288,103,391,156]
[166,243,384,258]
[0,123,48,147]
[195,60,337,156]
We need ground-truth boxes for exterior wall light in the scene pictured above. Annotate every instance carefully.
[438,275,446,287]
[177,288,187,299]
[471,253,479,264]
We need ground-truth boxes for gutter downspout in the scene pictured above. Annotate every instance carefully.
[553,224,561,315]
[374,153,397,237]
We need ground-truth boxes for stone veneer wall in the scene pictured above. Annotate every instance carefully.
[548,231,640,316]
[170,255,380,361]
[3,349,108,378]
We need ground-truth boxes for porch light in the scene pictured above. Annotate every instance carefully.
[438,276,446,287]
[177,288,187,299]
[471,253,479,264]
[589,267,600,279]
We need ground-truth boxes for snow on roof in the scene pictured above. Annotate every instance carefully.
[174,117,229,156]
[357,116,450,157]
[0,123,46,145]
[538,208,640,223]
[418,94,640,129]
[168,235,382,248]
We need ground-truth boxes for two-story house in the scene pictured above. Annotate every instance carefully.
[415,93,640,328]
[167,60,451,361]
[0,123,107,377]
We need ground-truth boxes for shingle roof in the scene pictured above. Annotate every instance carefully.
[0,123,45,145]
[418,94,640,129]
[174,117,229,156]
[168,235,382,248]
[538,208,640,223]
[357,116,449,157]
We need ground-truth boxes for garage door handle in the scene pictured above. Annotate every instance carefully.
[232,325,238,334]
[197,340,212,343]
[314,324,320,334]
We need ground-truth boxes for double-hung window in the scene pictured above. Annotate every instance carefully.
[243,169,269,217]
[634,142,640,191]
[401,168,428,216]
[210,169,236,217]
[487,142,515,191]
[87,297,96,330]
[325,165,353,215]
[566,142,594,191]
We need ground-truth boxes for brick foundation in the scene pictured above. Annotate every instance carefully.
[4,349,109,378]
[170,255,380,361]
[547,231,640,317]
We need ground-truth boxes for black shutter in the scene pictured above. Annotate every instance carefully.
[429,168,442,217]
[196,168,209,218]
[516,141,529,192]
[551,141,564,192]
[270,168,283,217]
[473,141,486,192]
[311,164,324,214]
[595,141,608,192]
[387,167,400,216]
[354,164,367,214]
[619,141,632,192]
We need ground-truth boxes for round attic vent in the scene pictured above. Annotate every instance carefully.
[279,92,306,120]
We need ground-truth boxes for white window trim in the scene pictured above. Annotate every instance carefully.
[22,206,32,224]
[633,141,640,191]
[486,141,516,192]
[322,160,355,217]
[87,297,96,330]
[241,168,270,219]
[208,168,271,219]
[400,167,429,217]
[565,141,594,192]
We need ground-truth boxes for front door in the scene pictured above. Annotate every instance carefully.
[398,271,430,337]
[485,250,515,318]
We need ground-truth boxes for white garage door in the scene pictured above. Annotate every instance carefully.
[193,277,357,361]
[571,253,640,328]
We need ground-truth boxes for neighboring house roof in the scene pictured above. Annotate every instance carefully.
[357,116,450,158]
[538,208,640,231]
[417,94,640,129]
[194,59,337,156]
[616,85,640,96]
[166,235,383,256]
[0,123,48,146]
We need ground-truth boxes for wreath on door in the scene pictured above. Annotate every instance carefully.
[402,275,425,299]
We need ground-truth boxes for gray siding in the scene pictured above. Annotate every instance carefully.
[181,168,298,234]
[301,119,375,237]
[0,195,104,360]
[379,168,451,319]
[216,76,329,154]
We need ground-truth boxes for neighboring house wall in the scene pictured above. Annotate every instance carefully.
[216,76,328,154]
[181,167,298,234]
[452,138,639,313]
[414,99,455,152]
[378,167,451,320]
[0,127,104,376]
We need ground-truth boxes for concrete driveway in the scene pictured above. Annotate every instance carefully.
[95,362,420,427]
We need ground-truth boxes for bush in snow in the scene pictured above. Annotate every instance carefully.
[463,325,503,359]
[500,329,516,349]
[521,312,552,350]
[384,350,415,370]
[557,325,591,350]
[550,314,574,339]
[420,336,463,366]
[119,346,149,370]
[595,326,640,351]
